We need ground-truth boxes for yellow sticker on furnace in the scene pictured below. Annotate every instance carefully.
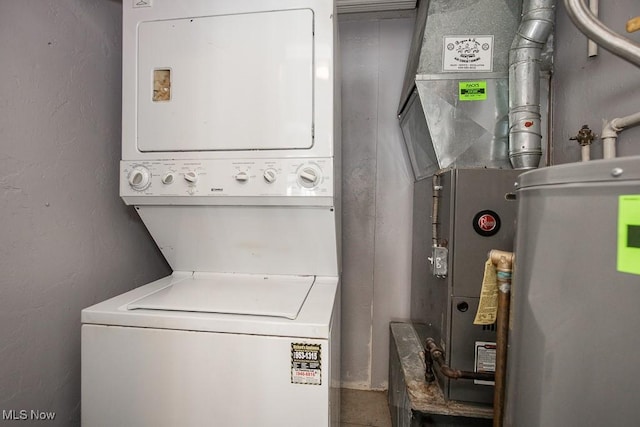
[474,259,498,325]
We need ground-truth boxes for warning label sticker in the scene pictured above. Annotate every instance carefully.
[474,259,498,325]
[291,343,322,385]
[474,341,496,386]
[459,81,487,101]
[443,36,494,72]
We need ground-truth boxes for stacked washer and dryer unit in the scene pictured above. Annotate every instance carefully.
[81,1,340,426]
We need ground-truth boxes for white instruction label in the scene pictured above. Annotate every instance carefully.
[474,341,496,386]
[443,36,494,72]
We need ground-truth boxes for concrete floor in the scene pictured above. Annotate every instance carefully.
[341,388,392,427]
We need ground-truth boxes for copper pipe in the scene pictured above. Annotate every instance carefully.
[425,338,496,382]
[489,250,514,427]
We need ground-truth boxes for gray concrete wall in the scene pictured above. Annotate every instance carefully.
[553,0,640,162]
[340,14,414,390]
[0,1,171,425]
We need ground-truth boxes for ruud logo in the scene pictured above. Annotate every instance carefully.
[473,210,501,237]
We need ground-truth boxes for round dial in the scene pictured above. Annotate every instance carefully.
[235,171,249,182]
[298,165,322,188]
[184,171,198,184]
[263,169,277,183]
[128,166,151,191]
[161,172,175,185]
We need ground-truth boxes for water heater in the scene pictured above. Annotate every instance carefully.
[505,156,640,426]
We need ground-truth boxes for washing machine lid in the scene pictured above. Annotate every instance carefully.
[126,273,313,320]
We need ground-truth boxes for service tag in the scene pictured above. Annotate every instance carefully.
[474,259,498,325]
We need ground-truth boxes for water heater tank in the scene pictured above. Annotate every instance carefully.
[505,156,640,426]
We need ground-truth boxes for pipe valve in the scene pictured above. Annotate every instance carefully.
[569,124,597,146]
[570,124,597,161]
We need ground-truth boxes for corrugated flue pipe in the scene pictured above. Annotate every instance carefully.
[508,0,556,169]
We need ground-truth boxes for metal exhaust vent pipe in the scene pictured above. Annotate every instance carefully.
[508,0,556,169]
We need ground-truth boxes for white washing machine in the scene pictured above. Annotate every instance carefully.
[81,1,341,426]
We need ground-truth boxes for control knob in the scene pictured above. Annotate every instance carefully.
[235,171,249,182]
[128,166,151,191]
[263,169,277,183]
[298,166,321,188]
[184,171,198,184]
[161,172,175,185]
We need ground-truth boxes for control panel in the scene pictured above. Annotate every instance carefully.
[120,158,334,198]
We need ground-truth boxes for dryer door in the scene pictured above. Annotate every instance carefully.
[136,9,314,153]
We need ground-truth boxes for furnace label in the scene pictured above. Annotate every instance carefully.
[443,36,494,72]
[291,343,322,385]
[474,341,496,386]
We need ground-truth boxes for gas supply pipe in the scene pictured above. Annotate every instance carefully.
[488,250,514,427]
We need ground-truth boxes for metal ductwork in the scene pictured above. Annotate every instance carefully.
[398,0,553,179]
[508,0,556,169]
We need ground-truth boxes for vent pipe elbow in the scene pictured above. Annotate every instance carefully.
[508,0,556,169]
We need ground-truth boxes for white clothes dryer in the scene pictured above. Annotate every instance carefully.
[81,1,341,426]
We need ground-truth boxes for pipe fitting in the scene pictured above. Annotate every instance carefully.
[601,112,640,159]
[489,249,514,268]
